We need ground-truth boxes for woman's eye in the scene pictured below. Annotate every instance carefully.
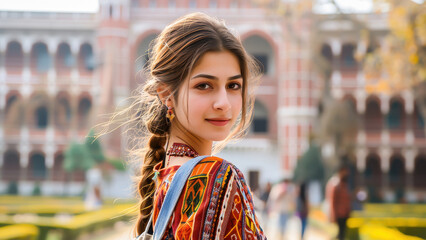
[228,82,242,90]
[195,83,211,90]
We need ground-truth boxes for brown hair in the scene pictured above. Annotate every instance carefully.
[102,12,260,236]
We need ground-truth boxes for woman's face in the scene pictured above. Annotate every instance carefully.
[173,51,243,142]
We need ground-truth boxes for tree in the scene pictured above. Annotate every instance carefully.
[64,141,95,172]
[85,129,106,163]
[363,0,426,134]
[259,0,361,169]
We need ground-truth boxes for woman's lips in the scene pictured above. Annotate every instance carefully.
[206,119,230,126]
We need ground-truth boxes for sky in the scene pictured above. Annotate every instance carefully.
[0,0,423,13]
[0,0,99,13]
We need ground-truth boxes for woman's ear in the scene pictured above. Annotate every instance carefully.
[156,84,173,106]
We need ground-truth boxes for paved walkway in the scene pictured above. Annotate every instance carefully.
[94,216,335,240]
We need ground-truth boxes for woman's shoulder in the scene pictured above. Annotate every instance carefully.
[196,156,244,177]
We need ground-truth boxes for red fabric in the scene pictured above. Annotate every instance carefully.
[329,180,351,221]
[152,156,267,239]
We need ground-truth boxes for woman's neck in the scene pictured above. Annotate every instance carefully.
[167,131,212,156]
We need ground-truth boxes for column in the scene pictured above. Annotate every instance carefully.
[330,39,342,88]
[403,148,417,191]
[356,147,367,187]
[47,39,57,95]
[381,94,390,145]
[379,147,391,192]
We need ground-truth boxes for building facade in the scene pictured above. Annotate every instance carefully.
[0,0,424,202]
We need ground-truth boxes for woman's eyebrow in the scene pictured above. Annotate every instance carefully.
[191,74,242,81]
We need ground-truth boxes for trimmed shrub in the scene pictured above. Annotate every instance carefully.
[360,223,423,240]
[347,217,426,240]
[0,224,39,240]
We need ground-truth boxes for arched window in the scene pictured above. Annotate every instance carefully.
[35,106,49,128]
[29,153,47,180]
[29,93,50,129]
[52,152,66,181]
[365,153,382,202]
[414,154,426,189]
[388,154,405,187]
[78,97,92,128]
[5,41,23,72]
[252,101,269,133]
[387,98,405,130]
[243,35,274,75]
[56,43,74,72]
[54,93,72,129]
[320,43,333,63]
[340,43,357,68]
[5,93,24,128]
[31,43,51,73]
[364,153,382,187]
[2,150,20,181]
[364,96,382,132]
[135,34,158,75]
[79,43,95,72]
[413,104,425,138]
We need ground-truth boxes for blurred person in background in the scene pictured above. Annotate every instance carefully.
[267,176,296,239]
[296,182,309,239]
[326,166,351,240]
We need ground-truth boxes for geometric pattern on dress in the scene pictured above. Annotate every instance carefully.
[202,162,232,239]
[182,174,207,218]
[151,157,268,240]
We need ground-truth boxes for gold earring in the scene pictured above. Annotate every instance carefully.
[166,106,175,121]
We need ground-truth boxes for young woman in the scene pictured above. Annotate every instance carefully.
[123,12,266,239]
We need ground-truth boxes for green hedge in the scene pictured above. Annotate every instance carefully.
[0,224,39,240]
[347,217,426,240]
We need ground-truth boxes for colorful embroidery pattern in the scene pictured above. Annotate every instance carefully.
[182,175,207,218]
[152,157,267,240]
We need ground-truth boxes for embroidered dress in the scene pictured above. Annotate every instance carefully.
[152,156,267,240]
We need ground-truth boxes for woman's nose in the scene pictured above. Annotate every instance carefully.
[213,89,231,111]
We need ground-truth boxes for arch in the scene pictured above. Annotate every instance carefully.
[320,43,333,63]
[364,153,382,187]
[252,100,269,133]
[78,95,92,129]
[54,92,72,129]
[30,42,51,73]
[134,33,158,74]
[78,43,95,72]
[387,97,405,130]
[28,92,50,129]
[340,43,357,68]
[364,95,382,132]
[52,151,66,181]
[413,154,426,189]
[413,102,425,129]
[242,34,275,75]
[29,152,47,180]
[5,91,24,128]
[388,153,405,187]
[2,149,20,181]
[5,41,24,73]
[56,42,75,73]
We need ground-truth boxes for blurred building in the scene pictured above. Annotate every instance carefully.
[0,0,424,202]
